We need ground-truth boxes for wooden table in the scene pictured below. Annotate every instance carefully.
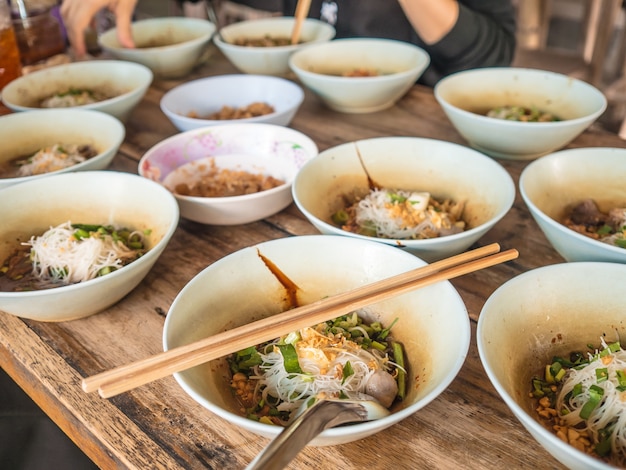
[1,49,625,469]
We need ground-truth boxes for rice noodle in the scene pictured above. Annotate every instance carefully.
[17,144,94,177]
[252,326,387,413]
[556,339,626,466]
[352,189,465,239]
[26,221,143,284]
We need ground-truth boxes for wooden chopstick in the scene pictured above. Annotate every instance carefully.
[291,0,312,45]
[83,243,517,398]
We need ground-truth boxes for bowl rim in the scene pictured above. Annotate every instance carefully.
[98,16,216,51]
[0,171,179,299]
[292,136,516,247]
[476,261,623,470]
[159,74,304,127]
[213,16,336,52]
[163,234,471,440]
[519,146,626,257]
[1,60,154,111]
[0,108,126,185]
[433,66,608,126]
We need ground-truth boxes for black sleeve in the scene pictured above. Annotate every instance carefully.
[422,0,517,82]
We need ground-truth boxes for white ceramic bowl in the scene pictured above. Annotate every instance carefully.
[163,235,470,446]
[160,74,304,132]
[138,123,318,225]
[434,67,607,160]
[99,17,215,78]
[292,137,515,262]
[214,17,335,75]
[519,147,626,263]
[0,109,125,190]
[0,171,179,321]
[1,60,153,122]
[477,262,626,469]
[288,38,430,113]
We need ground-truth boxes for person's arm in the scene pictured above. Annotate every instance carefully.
[61,0,138,57]
[397,0,459,45]
[399,0,516,83]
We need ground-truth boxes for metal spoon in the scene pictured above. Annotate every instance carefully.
[246,394,391,470]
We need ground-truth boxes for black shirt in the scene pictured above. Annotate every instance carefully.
[281,0,516,86]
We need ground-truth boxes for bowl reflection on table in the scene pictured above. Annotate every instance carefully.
[288,38,430,114]
[0,109,125,190]
[520,146,626,263]
[292,137,515,262]
[99,17,215,78]
[0,171,179,322]
[163,235,471,446]
[138,123,318,225]
[160,74,304,132]
[477,262,626,469]
[214,16,336,76]
[1,60,153,122]
[434,67,607,160]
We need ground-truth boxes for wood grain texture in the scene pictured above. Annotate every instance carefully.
[1,49,624,469]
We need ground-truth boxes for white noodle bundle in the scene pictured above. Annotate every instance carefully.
[252,327,385,413]
[26,221,140,284]
[18,145,87,177]
[355,189,464,239]
[557,341,626,466]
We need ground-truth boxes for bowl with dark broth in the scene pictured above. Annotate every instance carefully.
[289,38,430,113]
[0,109,125,190]
[0,171,179,321]
[434,67,607,160]
[292,136,514,262]
[520,146,626,263]
[213,16,336,75]
[163,235,471,446]
[99,17,215,78]
[1,60,152,122]
[478,262,626,469]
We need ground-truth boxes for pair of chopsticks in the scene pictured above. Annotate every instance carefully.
[83,243,518,398]
[291,0,312,44]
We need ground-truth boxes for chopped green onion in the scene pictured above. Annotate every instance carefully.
[277,344,302,374]
[615,370,626,391]
[571,382,583,397]
[579,384,604,419]
[342,361,354,383]
[392,341,406,401]
[331,210,349,225]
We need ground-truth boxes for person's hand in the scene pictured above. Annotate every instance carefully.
[61,0,138,56]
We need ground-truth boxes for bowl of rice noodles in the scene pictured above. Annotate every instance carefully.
[292,136,515,262]
[1,60,153,122]
[0,109,125,190]
[0,171,179,321]
[163,235,471,446]
[478,262,626,469]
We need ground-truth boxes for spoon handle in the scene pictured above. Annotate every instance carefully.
[246,400,368,470]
